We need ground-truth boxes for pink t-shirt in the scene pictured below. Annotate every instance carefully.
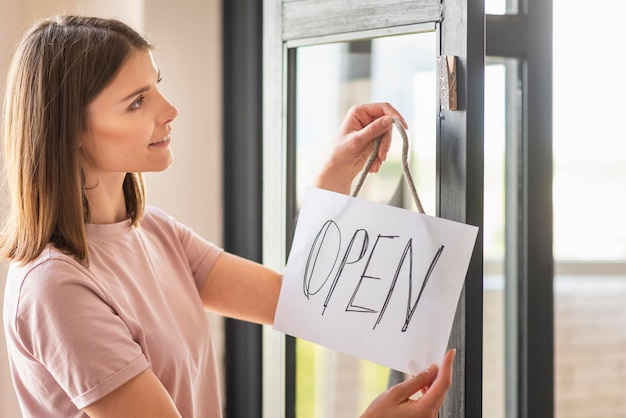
[3,206,224,417]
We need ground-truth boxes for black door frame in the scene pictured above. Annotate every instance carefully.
[487,1,554,416]
[222,2,264,418]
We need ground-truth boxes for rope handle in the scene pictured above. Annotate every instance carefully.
[350,118,425,214]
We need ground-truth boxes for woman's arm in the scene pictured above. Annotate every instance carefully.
[199,252,281,325]
[83,369,182,418]
[199,102,406,324]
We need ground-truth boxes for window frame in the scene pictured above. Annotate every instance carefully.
[486,1,554,416]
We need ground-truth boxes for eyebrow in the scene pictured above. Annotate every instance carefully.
[119,69,162,103]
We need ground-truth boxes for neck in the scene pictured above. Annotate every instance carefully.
[87,197,128,224]
[84,174,129,224]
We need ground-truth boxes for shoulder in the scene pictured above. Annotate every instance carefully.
[6,247,92,305]
[139,205,202,244]
[142,205,173,224]
[140,205,183,231]
[4,247,98,336]
[138,206,223,259]
[7,247,88,291]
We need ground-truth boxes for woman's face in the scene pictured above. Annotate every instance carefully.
[80,49,178,184]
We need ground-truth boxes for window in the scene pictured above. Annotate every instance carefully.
[483,58,520,417]
[294,32,437,417]
[553,1,626,416]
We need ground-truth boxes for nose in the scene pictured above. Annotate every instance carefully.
[158,94,179,125]
[165,102,179,124]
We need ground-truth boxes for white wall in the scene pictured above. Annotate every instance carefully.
[0,1,223,416]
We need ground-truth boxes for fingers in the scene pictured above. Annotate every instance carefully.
[355,115,399,169]
[439,348,456,383]
[359,113,392,139]
[360,350,456,418]
[388,364,438,401]
[418,349,456,410]
[320,102,407,188]
[348,103,408,173]
[349,102,408,129]
[390,349,456,405]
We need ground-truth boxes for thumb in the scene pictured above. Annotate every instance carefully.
[352,115,392,146]
[389,364,438,401]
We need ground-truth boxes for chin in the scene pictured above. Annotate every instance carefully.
[155,161,173,172]
[157,154,174,171]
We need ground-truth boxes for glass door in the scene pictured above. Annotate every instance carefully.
[262,1,485,416]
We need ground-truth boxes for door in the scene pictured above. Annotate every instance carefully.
[262,1,485,417]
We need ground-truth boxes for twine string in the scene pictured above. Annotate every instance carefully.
[350,118,425,214]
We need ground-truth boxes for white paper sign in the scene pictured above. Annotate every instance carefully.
[273,187,478,375]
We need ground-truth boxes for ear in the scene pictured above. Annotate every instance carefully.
[78,131,90,150]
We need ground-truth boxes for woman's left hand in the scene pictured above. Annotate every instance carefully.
[360,349,456,418]
[313,102,408,194]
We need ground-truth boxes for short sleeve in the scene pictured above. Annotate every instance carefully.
[144,206,224,289]
[11,256,150,409]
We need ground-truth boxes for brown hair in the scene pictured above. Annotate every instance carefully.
[1,15,152,264]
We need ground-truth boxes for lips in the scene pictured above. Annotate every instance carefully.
[150,136,170,146]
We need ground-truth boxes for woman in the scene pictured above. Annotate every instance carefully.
[1,15,454,417]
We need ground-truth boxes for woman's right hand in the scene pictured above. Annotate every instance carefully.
[313,102,407,195]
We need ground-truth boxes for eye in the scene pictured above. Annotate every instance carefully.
[129,95,144,111]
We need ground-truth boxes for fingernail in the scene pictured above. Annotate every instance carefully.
[381,116,391,127]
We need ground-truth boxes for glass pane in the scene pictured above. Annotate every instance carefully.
[486,0,519,15]
[553,1,626,417]
[294,31,437,417]
[482,60,511,418]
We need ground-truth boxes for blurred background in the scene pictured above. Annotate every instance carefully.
[1,0,626,417]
